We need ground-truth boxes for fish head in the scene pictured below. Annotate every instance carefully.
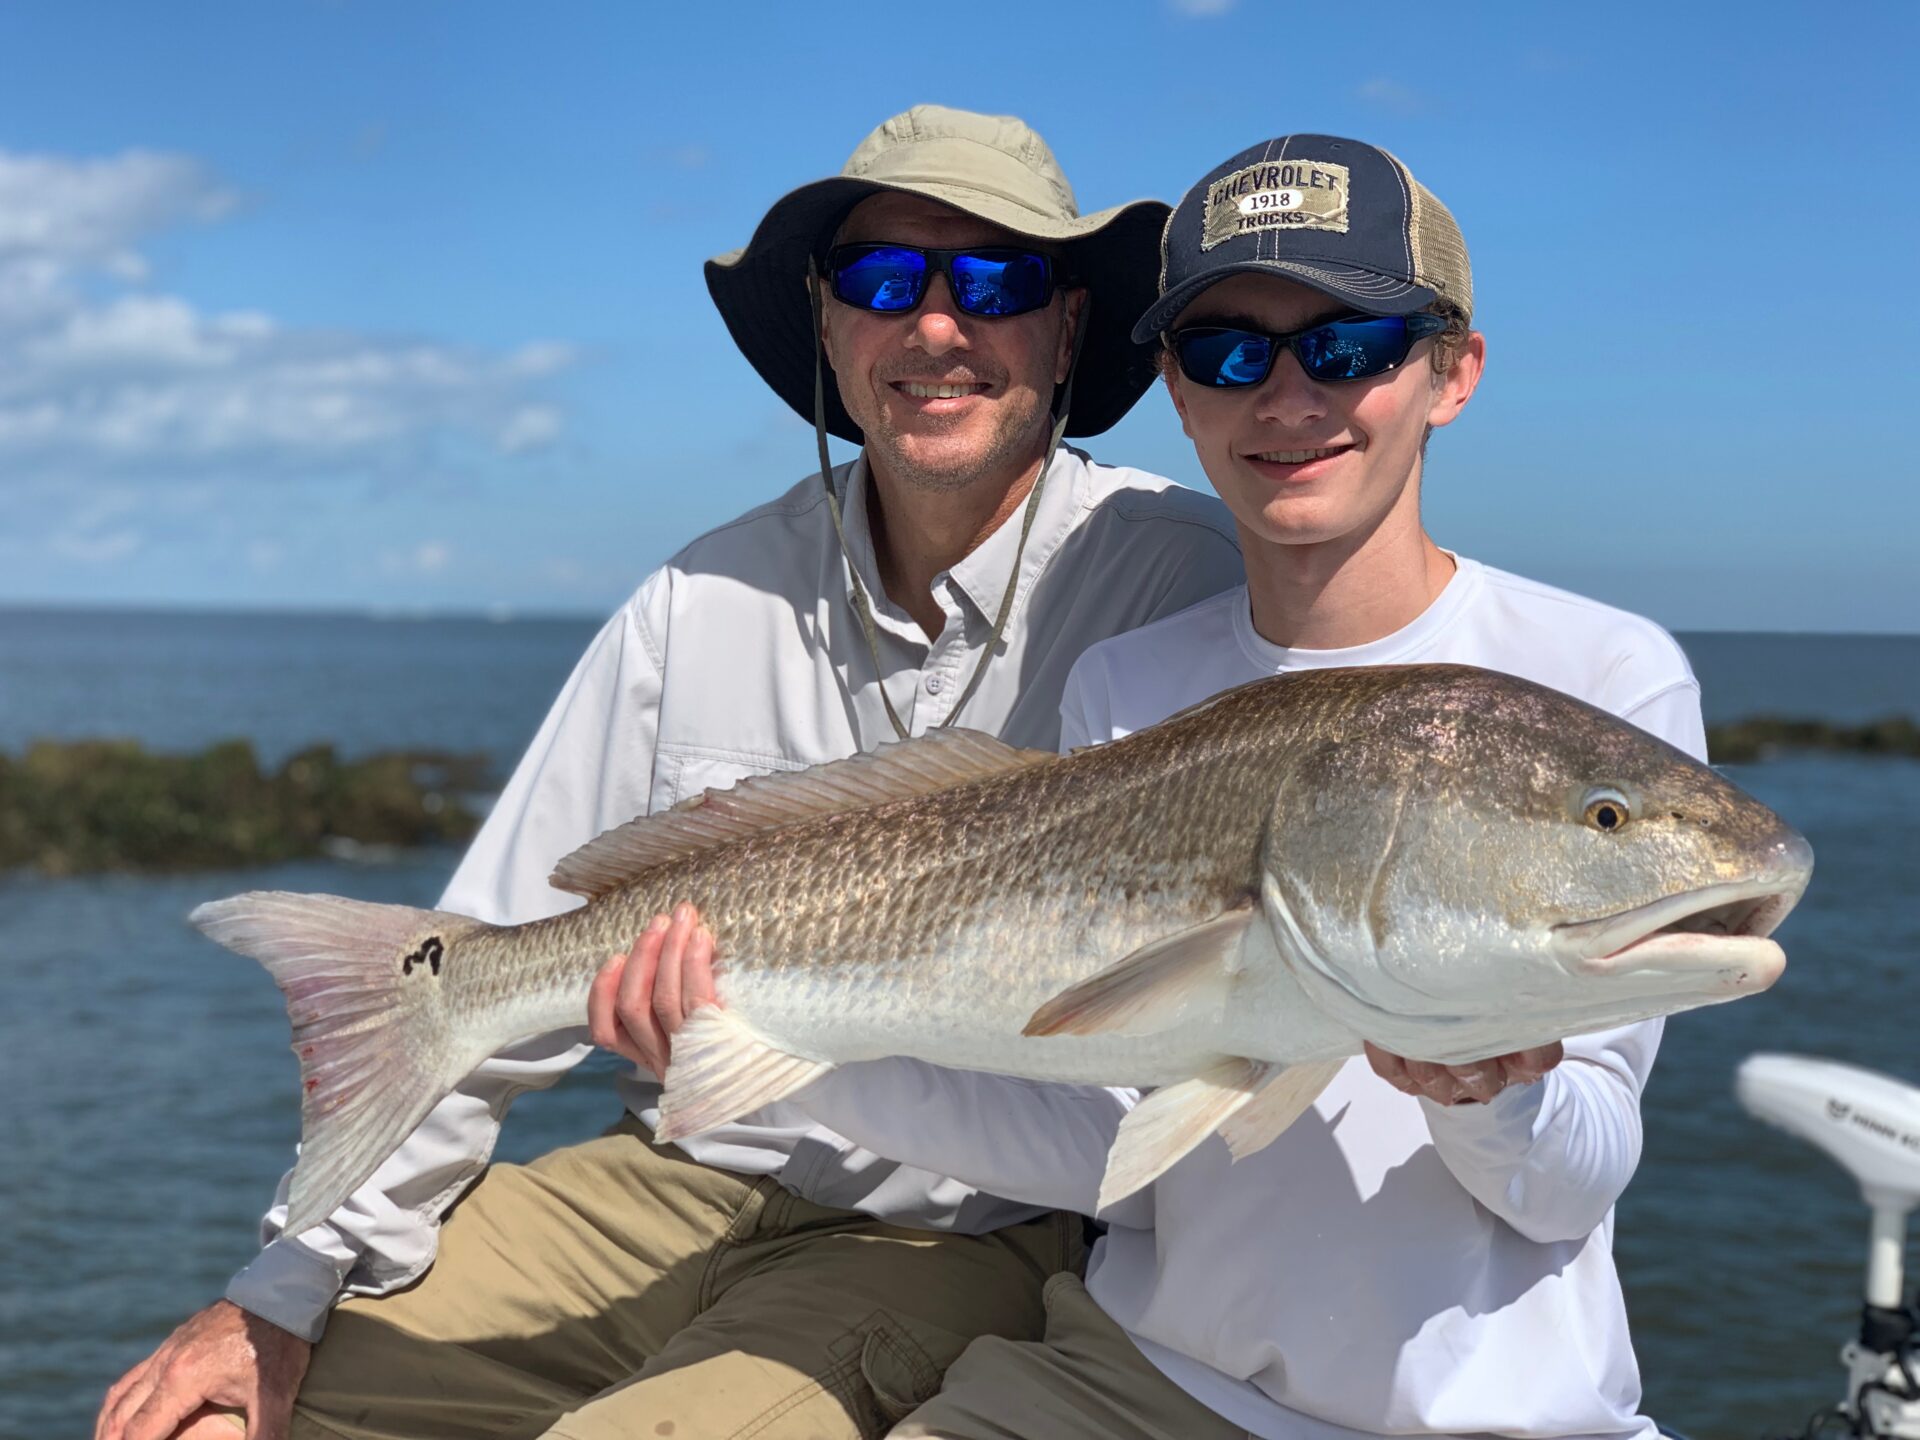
[1258,666,1813,1061]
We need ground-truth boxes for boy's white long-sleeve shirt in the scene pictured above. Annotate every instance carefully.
[798,557,1706,1439]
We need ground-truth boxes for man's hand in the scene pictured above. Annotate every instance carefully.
[1364,1041,1564,1106]
[96,1299,311,1440]
[588,902,718,1075]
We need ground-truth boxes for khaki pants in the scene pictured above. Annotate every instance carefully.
[292,1117,1081,1440]
[890,1274,1252,1440]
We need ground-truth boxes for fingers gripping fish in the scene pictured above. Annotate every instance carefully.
[191,665,1813,1233]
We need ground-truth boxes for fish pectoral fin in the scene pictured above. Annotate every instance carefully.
[1216,1058,1345,1161]
[1097,1057,1273,1213]
[653,1007,833,1143]
[1022,900,1256,1038]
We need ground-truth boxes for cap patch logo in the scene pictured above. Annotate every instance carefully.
[1202,159,1350,250]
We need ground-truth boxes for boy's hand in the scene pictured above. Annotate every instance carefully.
[1364,1041,1563,1105]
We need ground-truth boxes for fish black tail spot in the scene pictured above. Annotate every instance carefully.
[189,892,488,1233]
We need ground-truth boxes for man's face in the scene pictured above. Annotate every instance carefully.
[821,192,1081,493]
[1162,273,1483,549]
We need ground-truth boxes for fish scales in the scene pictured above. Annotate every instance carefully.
[460,683,1302,1079]
[189,665,1814,1233]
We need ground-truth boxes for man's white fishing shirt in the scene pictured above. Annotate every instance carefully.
[797,557,1707,1440]
[223,447,1243,1342]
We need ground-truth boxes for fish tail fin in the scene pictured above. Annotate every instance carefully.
[654,1007,832,1142]
[191,891,488,1234]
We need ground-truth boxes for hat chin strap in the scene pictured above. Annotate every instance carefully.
[806,257,1086,743]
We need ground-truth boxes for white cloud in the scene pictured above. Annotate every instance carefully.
[1167,0,1235,14]
[498,405,561,453]
[1355,77,1429,115]
[0,148,234,271]
[645,142,712,171]
[0,146,575,483]
[383,540,452,576]
[53,527,144,564]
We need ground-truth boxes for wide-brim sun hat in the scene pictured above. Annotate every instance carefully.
[706,105,1170,442]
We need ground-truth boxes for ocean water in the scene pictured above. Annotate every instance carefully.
[3,610,1918,1438]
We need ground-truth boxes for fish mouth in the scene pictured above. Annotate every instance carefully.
[1551,877,1806,991]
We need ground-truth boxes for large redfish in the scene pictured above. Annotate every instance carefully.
[193,665,1812,1229]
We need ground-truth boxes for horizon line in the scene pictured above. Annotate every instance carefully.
[0,597,1916,640]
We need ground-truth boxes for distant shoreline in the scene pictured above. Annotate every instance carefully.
[1,602,1916,640]
[3,719,1914,875]
[0,740,488,877]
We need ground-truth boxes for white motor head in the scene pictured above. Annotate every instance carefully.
[1737,1053,1920,1212]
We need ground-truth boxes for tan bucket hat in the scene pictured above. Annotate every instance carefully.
[704,105,1170,441]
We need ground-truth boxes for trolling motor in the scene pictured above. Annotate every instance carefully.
[1738,1054,1920,1438]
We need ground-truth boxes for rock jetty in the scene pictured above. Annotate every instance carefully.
[0,739,487,875]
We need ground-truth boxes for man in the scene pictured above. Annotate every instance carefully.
[615,135,1703,1437]
[96,106,1240,1440]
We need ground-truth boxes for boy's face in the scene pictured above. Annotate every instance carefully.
[1162,273,1483,550]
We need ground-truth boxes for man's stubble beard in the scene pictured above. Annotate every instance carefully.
[865,391,1054,496]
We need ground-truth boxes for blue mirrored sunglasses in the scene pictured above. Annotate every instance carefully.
[1171,313,1449,387]
[826,244,1060,318]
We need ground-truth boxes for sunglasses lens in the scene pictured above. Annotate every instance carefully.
[948,251,1051,316]
[1177,329,1276,387]
[1296,317,1414,381]
[831,246,927,312]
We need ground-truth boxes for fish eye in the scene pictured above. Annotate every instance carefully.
[1583,787,1632,833]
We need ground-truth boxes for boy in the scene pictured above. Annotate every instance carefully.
[613,135,1700,1438]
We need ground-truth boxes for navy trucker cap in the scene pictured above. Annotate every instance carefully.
[1133,134,1473,342]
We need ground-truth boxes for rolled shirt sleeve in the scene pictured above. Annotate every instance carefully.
[226,584,669,1340]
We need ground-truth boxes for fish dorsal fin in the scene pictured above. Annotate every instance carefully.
[550,728,1055,900]
[1021,898,1256,1038]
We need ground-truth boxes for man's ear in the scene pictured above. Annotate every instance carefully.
[1054,287,1089,384]
[1426,329,1486,432]
[813,275,838,372]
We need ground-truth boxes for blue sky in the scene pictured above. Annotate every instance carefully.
[0,1,1914,631]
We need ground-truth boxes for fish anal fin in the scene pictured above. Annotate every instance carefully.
[1022,899,1255,1038]
[653,1007,833,1143]
[1097,1057,1273,1213]
[1217,1058,1345,1161]
[550,730,1055,900]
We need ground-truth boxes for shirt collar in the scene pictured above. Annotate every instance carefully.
[835,453,923,643]
[837,445,1091,637]
[944,445,1088,624]
[1230,554,1484,672]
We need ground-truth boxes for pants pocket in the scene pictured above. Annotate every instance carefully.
[856,1312,949,1425]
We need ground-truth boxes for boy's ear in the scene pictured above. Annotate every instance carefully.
[1426,329,1486,433]
[1159,353,1197,440]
